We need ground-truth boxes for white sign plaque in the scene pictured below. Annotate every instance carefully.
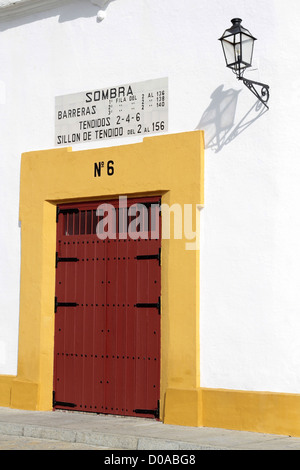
[55,78,168,146]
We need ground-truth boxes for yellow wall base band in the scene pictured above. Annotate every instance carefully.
[201,388,300,437]
[163,386,300,437]
[164,388,202,427]
[0,377,14,408]
[11,380,39,411]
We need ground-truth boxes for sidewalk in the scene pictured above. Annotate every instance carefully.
[1,406,300,450]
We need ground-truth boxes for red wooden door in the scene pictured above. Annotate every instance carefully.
[53,197,161,419]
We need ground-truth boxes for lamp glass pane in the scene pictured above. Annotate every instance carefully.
[241,33,254,65]
[222,39,235,66]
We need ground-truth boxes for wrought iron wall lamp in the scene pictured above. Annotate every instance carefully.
[219,18,270,108]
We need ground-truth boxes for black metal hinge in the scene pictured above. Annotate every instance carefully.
[56,252,79,268]
[134,400,160,419]
[134,297,161,315]
[53,391,77,409]
[56,206,79,223]
[135,248,161,266]
[54,296,79,313]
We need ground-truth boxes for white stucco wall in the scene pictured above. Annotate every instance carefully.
[0,0,299,394]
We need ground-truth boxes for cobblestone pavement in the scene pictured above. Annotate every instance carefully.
[0,433,113,450]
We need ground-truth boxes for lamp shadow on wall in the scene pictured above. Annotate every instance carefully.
[196,85,268,153]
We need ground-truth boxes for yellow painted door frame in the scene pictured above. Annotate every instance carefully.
[8,131,205,425]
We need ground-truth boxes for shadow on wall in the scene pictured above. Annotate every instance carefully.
[0,0,117,31]
[196,85,268,153]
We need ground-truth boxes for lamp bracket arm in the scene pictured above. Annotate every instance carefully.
[239,77,270,109]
